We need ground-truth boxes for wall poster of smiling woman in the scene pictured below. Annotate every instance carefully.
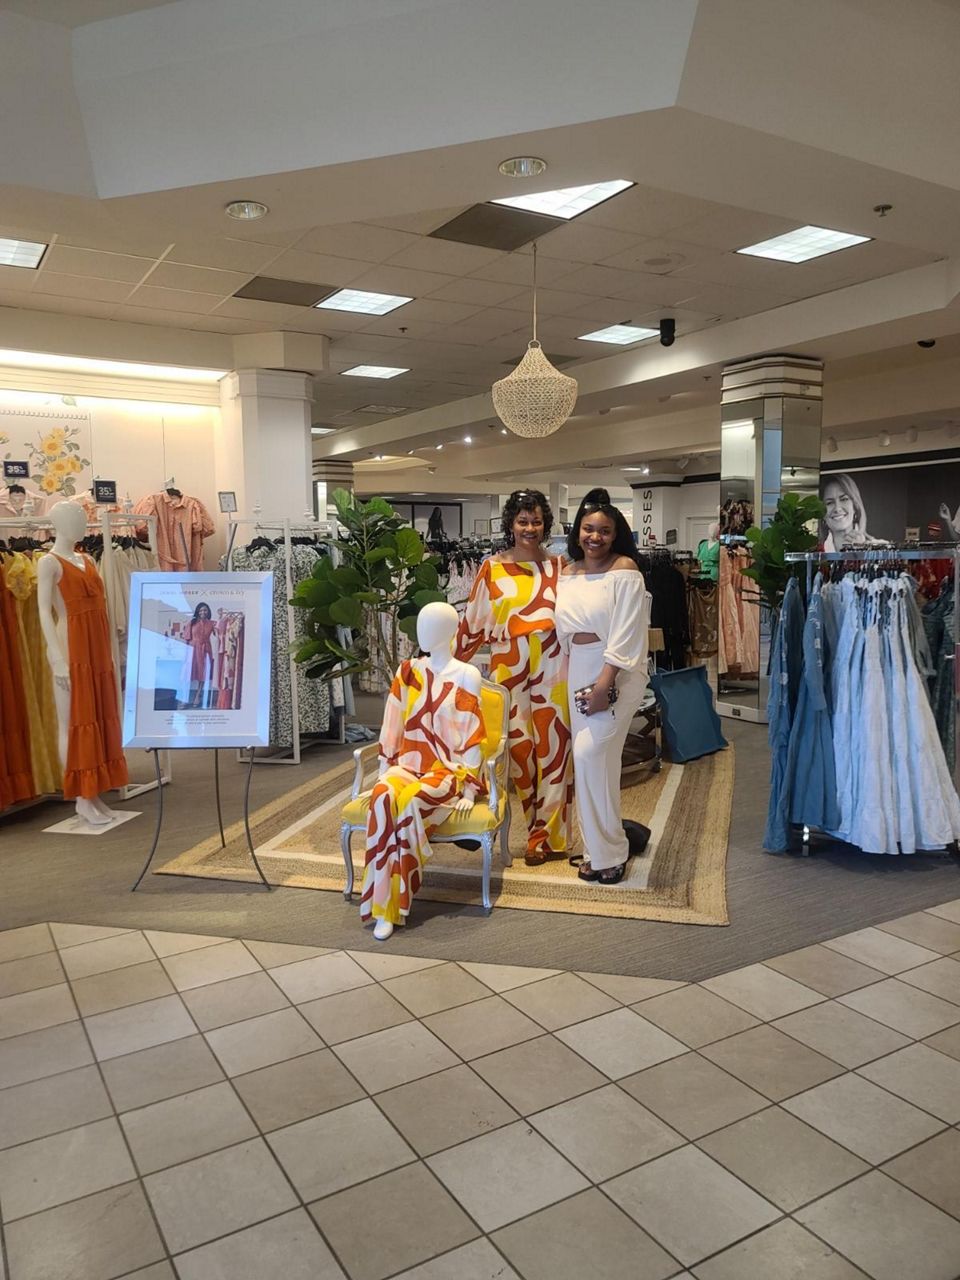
[820,455,960,547]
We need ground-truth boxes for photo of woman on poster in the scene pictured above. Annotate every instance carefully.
[180,601,218,709]
[821,473,886,550]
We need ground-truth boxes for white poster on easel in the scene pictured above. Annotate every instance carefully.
[123,572,273,748]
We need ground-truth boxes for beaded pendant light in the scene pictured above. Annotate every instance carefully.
[492,243,578,438]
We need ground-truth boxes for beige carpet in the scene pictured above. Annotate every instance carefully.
[157,747,734,925]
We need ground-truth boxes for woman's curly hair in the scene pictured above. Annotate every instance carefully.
[500,489,553,547]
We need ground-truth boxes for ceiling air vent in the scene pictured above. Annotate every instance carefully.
[430,204,561,252]
[233,277,336,306]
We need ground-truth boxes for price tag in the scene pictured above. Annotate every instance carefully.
[3,460,29,480]
[94,479,118,505]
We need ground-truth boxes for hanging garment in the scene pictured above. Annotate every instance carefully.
[3,553,61,793]
[644,560,689,670]
[763,577,805,852]
[457,557,573,857]
[697,538,720,583]
[231,543,331,743]
[785,574,840,833]
[361,658,486,926]
[133,491,214,572]
[51,554,128,801]
[555,570,650,871]
[0,564,36,809]
[688,580,719,659]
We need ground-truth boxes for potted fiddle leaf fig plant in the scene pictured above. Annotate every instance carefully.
[741,491,826,617]
[291,488,446,689]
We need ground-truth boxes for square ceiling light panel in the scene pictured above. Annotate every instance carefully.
[736,225,872,263]
[341,365,410,379]
[0,238,48,268]
[316,289,412,315]
[491,180,634,221]
[579,323,659,345]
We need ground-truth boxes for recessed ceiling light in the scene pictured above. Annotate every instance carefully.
[225,200,269,221]
[316,289,412,316]
[311,426,336,436]
[500,428,508,435]
[0,238,47,269]
[357,404,409,415]
[435,444,444,451]
[623,465,651,474]
[578,323,659,345]
[491,179,633,221]
[340,365,409,379]
[736,225,871,263]
[499,156,548,179]
[0,348,226,381]
[463,435,472,444]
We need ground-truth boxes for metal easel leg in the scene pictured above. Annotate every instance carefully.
[213,749,226,849]
[242,748,271,890]
[131,750,164,891]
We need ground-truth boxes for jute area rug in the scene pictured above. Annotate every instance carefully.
[157,746,734,925]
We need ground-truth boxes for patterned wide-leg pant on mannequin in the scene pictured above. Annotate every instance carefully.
[489,630,573,856]
[361,766,460,925]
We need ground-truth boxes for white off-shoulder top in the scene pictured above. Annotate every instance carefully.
[555,570,651,672]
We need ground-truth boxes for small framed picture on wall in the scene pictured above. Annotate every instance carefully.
[218,491,238,514]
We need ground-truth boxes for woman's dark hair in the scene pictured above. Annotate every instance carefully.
[501,489,553,547]
[192,602,212,621]
[567,489,639,563]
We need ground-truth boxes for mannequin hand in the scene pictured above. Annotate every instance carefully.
[454,788,477,813]
[585,683,613,717]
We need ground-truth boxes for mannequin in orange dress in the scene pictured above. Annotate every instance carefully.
[37,501,128,826]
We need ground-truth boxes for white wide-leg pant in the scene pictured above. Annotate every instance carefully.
[568,641,648,871]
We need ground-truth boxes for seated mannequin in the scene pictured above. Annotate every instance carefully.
[36,500,128,826]
[361,602,485,941]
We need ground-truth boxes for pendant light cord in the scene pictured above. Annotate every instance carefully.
[532,241,538,344]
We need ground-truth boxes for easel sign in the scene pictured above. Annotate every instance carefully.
[122,571,273,749]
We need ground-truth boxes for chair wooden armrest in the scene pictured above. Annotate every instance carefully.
[350,743,379,800]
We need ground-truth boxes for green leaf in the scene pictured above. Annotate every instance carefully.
[395,527,424,566]
[397,615,420,642]
[365,498,395,519]
[331,566,364,592]
[363,547,393,564]
[412,589,447,608]
[412,561,439,589]
[330,596,364,628]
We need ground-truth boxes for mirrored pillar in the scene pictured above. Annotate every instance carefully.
[717,354,823,722]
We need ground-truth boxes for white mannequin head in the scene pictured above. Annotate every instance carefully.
[417,601,458,655]
[49,500,86,543]
[708,520,720,542]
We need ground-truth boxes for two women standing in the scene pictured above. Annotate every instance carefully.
[457,488,649,883]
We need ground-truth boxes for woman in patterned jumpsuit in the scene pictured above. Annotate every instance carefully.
[456,490,573,865]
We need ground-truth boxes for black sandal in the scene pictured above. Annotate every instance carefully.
[573,858,627,884]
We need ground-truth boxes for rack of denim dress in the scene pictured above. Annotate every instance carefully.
[767,547,960,856]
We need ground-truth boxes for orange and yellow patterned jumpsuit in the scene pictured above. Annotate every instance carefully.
[456,557,572,859]
[362,658,486,927]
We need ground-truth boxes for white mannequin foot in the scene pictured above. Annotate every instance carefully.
[373,919,394,942]
[90,796,121,820]
[75,798,113,826]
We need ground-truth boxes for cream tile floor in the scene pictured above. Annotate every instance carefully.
[1,911,960,1280]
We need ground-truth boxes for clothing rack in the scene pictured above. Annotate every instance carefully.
[785,546,960,795]
[226,516,346,764]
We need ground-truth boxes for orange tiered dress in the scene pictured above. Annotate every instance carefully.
[54,554,128,800]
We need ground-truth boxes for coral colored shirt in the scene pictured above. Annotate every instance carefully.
[133,492,214,572]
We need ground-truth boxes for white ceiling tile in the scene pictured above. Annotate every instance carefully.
[469,253,577,287]
[426,277,526,307]
[598,237,715,274]
[210,297,306,322]
[543,264,634,297]
[110,305,209,328]
[442,308,530,342]
[499,287,601,318]
[225,224,311,248]
[124,285,221,313]
[40,245,155,283]
[565,297,638,325]
[266,249,374,286]
[328,334,408,356]
[673,281,797,318]
[187,315,269,333]
[612,272,704,307]
[369,207,470,235]
[585,184,722,236]
[670,207,800,252]
[4,295,119,319]
[357,318,448,342]
[144,262,252,295]
[33,272,133,302]
[166,238,282,273]
[57,231,174,258]
[537,222,646,264]
[295,222,420,261]
[300,309,375,333]
[349,264,459,298]
[0,265,39,291]
[385,237,504,274]
[386,298,482,325]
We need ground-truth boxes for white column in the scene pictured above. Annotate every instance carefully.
[631,478,682,545]
[217,369,314,518]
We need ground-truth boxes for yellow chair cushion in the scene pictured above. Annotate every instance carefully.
[480,684,506,759]
[342,790,505,835]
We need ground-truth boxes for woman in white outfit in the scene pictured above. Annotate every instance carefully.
[556,496,650,884]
